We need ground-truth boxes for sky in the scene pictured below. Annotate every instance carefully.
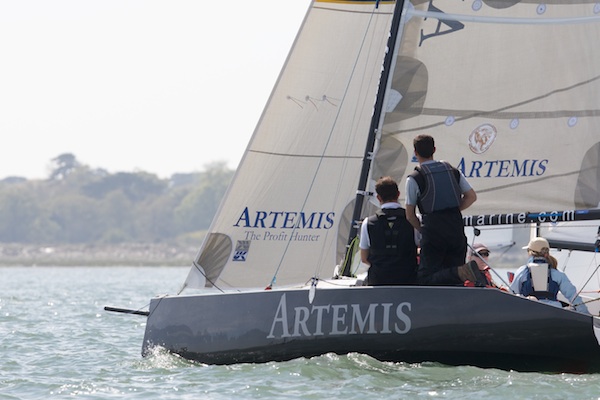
[0,0,312,180]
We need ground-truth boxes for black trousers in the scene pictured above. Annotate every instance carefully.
[417,209,467,285]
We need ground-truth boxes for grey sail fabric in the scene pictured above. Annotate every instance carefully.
[384,1,600,217]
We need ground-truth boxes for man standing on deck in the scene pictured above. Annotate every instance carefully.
[405,134,484,286]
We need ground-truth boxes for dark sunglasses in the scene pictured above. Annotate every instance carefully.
[476,251,490,257]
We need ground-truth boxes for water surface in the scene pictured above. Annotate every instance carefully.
[1,266,598,399]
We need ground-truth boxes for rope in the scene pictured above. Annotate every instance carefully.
[339,236,360,277]
[177,260,225,295]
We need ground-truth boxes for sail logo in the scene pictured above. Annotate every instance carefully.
[234,207,335,229]
[468,123,496,154]
[267,293,412,339]
[458,158,548,178]
[232,240,250,262]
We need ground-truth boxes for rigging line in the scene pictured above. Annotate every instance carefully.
[144,294,168,320]
[408,8,600,26]
[467,242,513,291]
[574,261,600,300]
[389,74,600,134]
[247,149,362,159]
[267,4,387,288]
[559,249,573,273]
[573,296,600,314]
[177,260,225,295]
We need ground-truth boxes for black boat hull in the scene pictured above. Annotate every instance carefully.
[142,286,600,373]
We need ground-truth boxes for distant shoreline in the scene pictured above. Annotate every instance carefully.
[0,243,197,267]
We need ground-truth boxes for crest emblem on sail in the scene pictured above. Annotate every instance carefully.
[468,124,497,154]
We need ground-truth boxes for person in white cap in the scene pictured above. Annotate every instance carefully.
[509,237,589,313]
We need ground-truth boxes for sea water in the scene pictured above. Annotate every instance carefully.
[1,266,599,400]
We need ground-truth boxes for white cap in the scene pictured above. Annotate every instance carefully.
[522,237,549,253]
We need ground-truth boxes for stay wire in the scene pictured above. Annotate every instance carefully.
[573,260,600,302]
[177,260,225,295]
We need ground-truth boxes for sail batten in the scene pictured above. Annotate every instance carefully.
[248,150,364,159]
[408,10,600,25]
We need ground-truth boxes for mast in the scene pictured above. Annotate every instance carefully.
[341,0,406,276]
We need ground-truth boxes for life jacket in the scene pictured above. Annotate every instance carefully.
[409,161,461,215]
[519,259,559,301]
[464,267,493,288]
[366,208,417,282]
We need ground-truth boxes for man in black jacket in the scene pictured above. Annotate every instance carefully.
[359,176,419,285]
[405,134,484,286]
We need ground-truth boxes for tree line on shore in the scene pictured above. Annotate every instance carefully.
[0,153,233,245]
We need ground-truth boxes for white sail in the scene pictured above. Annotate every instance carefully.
[184,1,396,289]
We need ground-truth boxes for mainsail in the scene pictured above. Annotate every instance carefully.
[184,0,600,290]
[386,1,600,218]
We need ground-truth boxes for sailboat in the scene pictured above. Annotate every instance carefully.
[126,0,600,372]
